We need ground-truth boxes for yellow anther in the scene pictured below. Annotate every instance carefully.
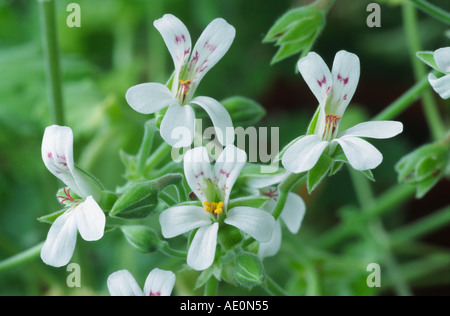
[203,200,224,216]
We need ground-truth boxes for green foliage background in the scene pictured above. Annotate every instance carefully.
[0,0,449,295]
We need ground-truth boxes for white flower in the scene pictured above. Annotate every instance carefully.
[282,50,403,173]
[107,268,176,296]
[41,125,106,267]
[258,187,306,258]
[159,145,276,271]
[427,47,450,99]
[126,14,235,148]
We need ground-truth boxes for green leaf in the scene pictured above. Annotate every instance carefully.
[233,252,265,288]
[415,154,446,182]
[218,225,243,251]
[263,5,317,43]
[416,51,440,72]
[270,31,316,65]
[307,153,332,193]
[306,106,321,135]
[360,169,376,182]
[276,12,323,45]
[220,96,266,127]
[37,209,66,225]
[120,225,164,253]
[228,196,270,209]
[415,174,442,199]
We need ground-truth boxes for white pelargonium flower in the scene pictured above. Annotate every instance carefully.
[126,14,235,148]
[159,145,276,271]
[282,50,403,173]
[107,268,176,296]
[41,125,106,267]
[258,186,306,258]
[427,47,450,99]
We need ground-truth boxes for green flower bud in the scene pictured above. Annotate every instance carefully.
[110,174,183,219]
[233,252,265,288]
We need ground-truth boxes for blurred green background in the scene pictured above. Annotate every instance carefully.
[0,0,449,295]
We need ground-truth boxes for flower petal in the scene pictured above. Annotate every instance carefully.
[143,268,176,296]
[42,125,102,199]
[184,18,235,99]
[159,205,212,238]
[160,103,195,147]
[42,126,80,195]
[339,121,403,139]
[258,221,282,259]
[190,96,235,146]
[330,50,360,116]
[213,144,247,207]
[153,14,192,92]
[428,73,450,100]
[107,270,144,296]
[187,223,219,271]
[280,193,306,234]
[281,135,329,173]
[225,207,276,243]
[41,211,77,267]
[184,146,215,203]
[73,196,105,241]
[126,83,176,114]
[434,47,450,73]
[297,52,333,107]
[333,136,383,170]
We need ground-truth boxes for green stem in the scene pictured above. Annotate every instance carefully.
[203,277,218,296]
[390,206,450,247]
[372,75,430,121]
[348,168,412,296]
[408,0,450,25]
[262,275,290,296]
[403,2,446,140]
[159,243,187,260]
[137,120,157,175]
[144,142,172,173]
[0,242,44,274]
[272,172,306,220]
[38,0,64,125]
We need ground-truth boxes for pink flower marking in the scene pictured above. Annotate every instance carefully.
[317,75,327,87]
[337,74,349,85]
[149,291,161,296]
[219,169,230,178]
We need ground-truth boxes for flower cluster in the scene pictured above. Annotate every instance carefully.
[38,14,405,296]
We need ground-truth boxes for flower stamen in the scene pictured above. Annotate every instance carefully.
[323,113,341,141]
[203,201,224,217]
[178,79,192,103]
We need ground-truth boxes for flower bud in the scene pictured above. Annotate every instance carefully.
[110,174,183,219]
[233,252,265,288]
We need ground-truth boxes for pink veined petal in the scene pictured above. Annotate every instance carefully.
[184,18,235,100]
[434,47,450,73]
[213,144,247,208]
[330,50,360,116]
[281,135,329,173]
[126,83,177,114]
[428,73,450,100]
[41,211,78,267]
[258,221,282,259]
[73,196,105,242]
[339,121,403,139]
[225,207,276,243]
[107,270,144,296]
[143,268,176,296]
[333,136,383,171]
[187,223,219,271]
[153,14,192,93]
[159,205,213,239]
[280,192,306,234]
[160,103,195,148]
[183,146,215,203]
[42,125,102,199]
[42,125,82,196]
[297,52,333,108]
[190,96,235,146]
